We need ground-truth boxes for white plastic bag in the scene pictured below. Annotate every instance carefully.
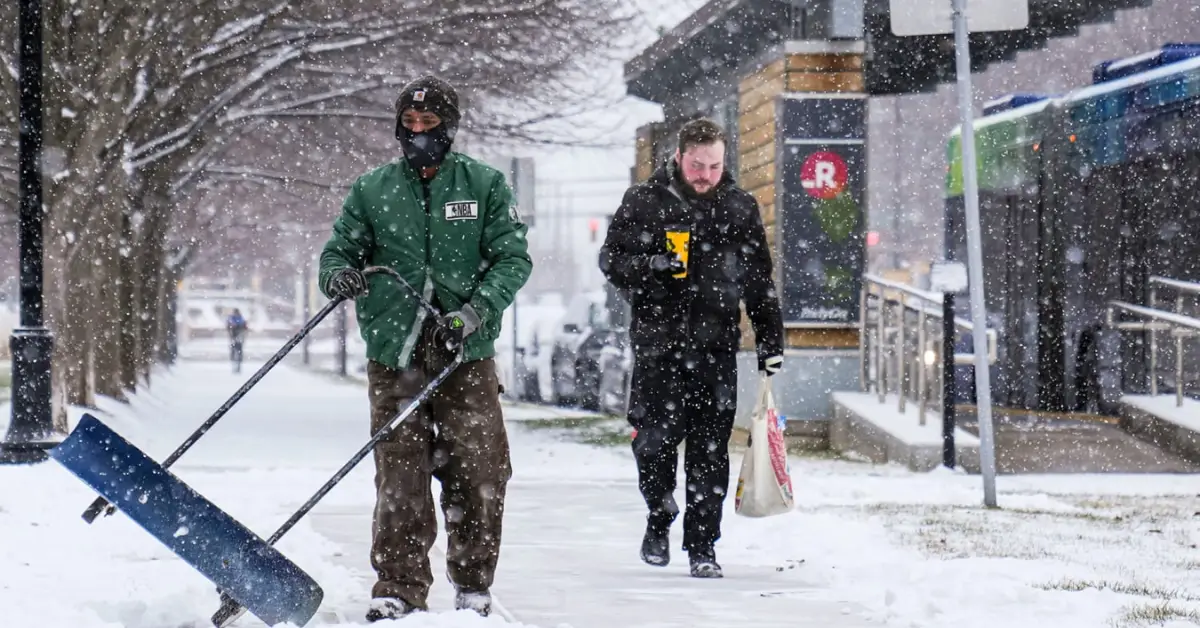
[734,376,795,517]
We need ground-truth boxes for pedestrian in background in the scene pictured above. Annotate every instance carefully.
[599,117,785,578]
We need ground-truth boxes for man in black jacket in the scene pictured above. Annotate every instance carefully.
[599,117,784,578]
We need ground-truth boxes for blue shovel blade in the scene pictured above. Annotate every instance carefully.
[50,413,324,627]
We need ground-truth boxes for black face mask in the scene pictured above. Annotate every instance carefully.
[400,123,454,170]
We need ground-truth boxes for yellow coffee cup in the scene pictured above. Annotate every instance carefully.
[665,228,690,279]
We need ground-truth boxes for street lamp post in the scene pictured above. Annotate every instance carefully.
[2,0,57,464]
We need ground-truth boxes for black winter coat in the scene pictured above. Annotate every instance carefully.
[599,160,784,360]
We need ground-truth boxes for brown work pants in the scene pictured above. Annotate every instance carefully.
[366,325,511,609]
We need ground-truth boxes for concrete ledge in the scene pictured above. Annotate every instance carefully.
[1119,395,1200,464]
[734,349,860,430]
[785,417,830,450]
[830,391,980,473]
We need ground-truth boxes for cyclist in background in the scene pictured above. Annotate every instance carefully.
[226,308,249,373]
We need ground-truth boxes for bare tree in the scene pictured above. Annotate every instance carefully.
[0,0,638,425]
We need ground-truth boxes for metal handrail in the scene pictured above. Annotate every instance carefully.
[862,273,944,303]
[905,302,999,362]
[860,274,997,425]
[1108,301,1200,332]
[862,274,998,361]
[1149,276,1200,296]
[1106,299,1200,407]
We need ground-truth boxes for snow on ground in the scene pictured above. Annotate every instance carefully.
[1,351,1200,627]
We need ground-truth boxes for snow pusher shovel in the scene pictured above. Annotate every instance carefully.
[46,265,458,627]
[77,264,425,525]
[51,413,325,627]
[210,353,464,628]
[210,264,466,627]
[80,294,349,525]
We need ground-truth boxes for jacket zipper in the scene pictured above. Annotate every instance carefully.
[684,214,696,348]
[398,176,437,368]
[421,178,433,264]
[667,182,696,345]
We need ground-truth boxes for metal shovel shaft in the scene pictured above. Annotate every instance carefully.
[213,355,462,627]
[82,295,347,524]
[361,265,443,320]
[269,355,460,545]
[83,265,427,524]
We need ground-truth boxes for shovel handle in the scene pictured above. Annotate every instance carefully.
[207,355,463,627]
[362,265,443,320]
[79,295,347,524]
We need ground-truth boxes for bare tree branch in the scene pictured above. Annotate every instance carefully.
[182,166,352,191]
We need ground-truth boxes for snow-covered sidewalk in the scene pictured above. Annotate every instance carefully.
[3,356,1200,628]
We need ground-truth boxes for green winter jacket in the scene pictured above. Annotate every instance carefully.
[318,152,532,370]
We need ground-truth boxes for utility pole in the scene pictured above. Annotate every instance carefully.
[336,301,347,377]
[302,261,312,366]
[889,0,1024,507]
[951,0,999,506]
[509,158,522,393]
[2,0,56,465]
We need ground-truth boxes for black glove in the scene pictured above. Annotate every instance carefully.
[649,253,685,278]
[759,353,783,376]
[435,303,481,351]
[327,268,368,299]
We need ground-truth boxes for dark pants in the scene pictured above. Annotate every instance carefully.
[365,323,511,609]
[229,339,244,372]
[628,348,738,553]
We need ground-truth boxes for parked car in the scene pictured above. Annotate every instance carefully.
[597,335,632,416]
[547,290,606,408]
[496,293,566,403]
[546,285,633,412]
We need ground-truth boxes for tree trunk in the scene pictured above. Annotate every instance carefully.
[45,184,98,426]
[118,205,140,391]
[136,178,171,381]
[158,265,181,365]
[61,251,95,409]
[44,221,72,434]
[92,175,128,402]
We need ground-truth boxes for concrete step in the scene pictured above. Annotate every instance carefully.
[955,406,1200,474]
[829,391,1200,474]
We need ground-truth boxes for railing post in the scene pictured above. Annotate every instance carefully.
[877,288,887,403]
[1149,286,1158,396]
[1178,328,1185,408]
[1178,294,1185,406]
[860,284,869,392]
[942,291,957,469]
[897,295,907,413]
[917,305,928,425]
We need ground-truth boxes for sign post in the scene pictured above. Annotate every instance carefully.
[930,260,967,470]
[889,0,1028,508]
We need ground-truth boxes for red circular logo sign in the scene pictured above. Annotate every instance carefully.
[800,151,848,200]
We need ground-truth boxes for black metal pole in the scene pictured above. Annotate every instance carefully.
[336,301,347,376]
[302,263,311,366]
[942,292,957,469]
[510,160,521,396]
[210,356,463,628]
[2,0,56,465]
[80,296,346,523]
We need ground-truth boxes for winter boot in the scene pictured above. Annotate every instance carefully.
[455,589,492,617]
[689,548,723,579]
[366,597,418,622]
[640,524,670,567]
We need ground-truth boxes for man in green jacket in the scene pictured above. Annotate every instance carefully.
[317,75,532,622]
